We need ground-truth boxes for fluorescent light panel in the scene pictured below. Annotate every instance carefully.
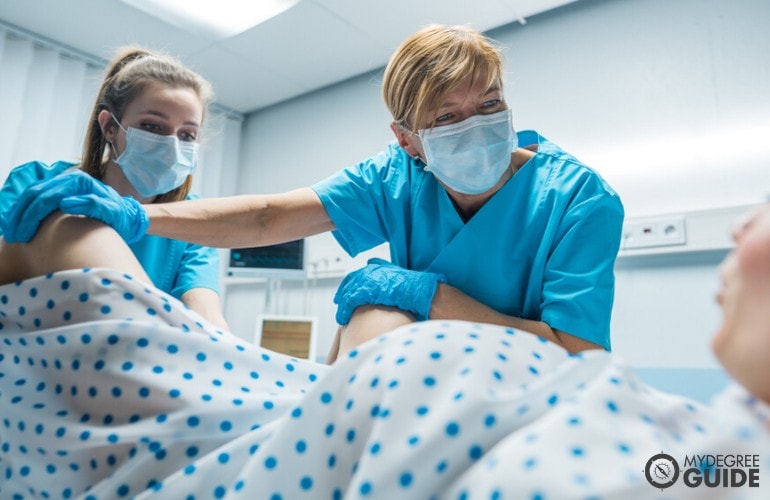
[122,0,300,40]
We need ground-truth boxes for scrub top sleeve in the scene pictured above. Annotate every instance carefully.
[540,190,624,351]
[311,146,404,257]
[0,160,75,234]
[170,242,221,299]
[168,194,222,298]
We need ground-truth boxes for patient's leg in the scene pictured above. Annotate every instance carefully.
[0,213,149,286]
[326,305,415,363]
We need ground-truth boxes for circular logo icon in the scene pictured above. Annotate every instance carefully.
[645,453,680,489]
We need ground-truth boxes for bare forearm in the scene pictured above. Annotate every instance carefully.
[430,282,602,353]
[145,195,269,248]
[181,288,230,332]
[144,188,334,248]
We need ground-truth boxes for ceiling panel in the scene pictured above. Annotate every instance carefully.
[321,0,527,43]
[0,0,582,114]
[218,1,392,94]
[184,45,306,113]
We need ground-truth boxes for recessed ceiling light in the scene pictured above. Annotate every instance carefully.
[121,0,301,40]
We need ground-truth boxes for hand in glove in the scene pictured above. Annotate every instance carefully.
[333,258,446,325]
[0,170,149,244]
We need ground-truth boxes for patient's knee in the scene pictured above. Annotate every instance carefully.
[347,305,416,329]
[334,305,416,359]
[0,239,27,285]
[3,213,140,284]
[0,214,109,284]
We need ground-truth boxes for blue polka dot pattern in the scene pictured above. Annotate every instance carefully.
[0,269,768,498]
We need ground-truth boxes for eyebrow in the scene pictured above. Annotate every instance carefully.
[139,110,200,128]
[438,85,502,110]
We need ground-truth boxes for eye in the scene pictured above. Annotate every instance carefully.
[141,122,165,135]
[480,99,503,111]
[179,131,197,142]
[434,113,454,125]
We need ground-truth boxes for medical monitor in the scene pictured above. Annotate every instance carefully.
[227,239,306,279]
[254,315,318,361]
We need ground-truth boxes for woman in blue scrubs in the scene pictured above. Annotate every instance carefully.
[0,47,228,330]
[3,25,621,354]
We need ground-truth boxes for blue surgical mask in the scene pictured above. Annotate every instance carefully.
[419,109,517,195]
[112,115,198,197]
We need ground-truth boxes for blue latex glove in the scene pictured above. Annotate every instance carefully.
[0,170,149,244]
[333,257,447,325]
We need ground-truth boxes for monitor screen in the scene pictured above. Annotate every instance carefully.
[227,239,306,279]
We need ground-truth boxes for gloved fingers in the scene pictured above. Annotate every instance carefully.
[333,271,360,304]
[59,195,124,237]
[366,257,394,267]
[333,261,384,302]
[0,210,43,243]
[334,290,380,325]
[61,194,149,244]
[59,194,118,216]
[333,260,447,324]
[334,266,388,324]
[334,305,352,325]
[1,190,63,242]
[126,200,150,244]
[0,171,100,242]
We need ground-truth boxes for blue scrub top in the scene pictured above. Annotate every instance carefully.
[312,130,624,350]
[0,160,220,299]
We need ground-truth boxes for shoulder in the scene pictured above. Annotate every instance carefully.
[360,142,415,175]
[523,130,620,198]
[317,142,422,191]
[521,130,592,173]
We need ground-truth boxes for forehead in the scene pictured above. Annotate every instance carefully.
[126,82,203,122]
[437,77,501,108]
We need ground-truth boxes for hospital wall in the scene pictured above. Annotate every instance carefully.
[225,0,770,397]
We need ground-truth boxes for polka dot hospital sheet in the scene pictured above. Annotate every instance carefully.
[1,269,768,499]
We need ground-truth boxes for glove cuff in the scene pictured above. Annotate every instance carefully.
[413,272,446,321]
[125,197,150,244]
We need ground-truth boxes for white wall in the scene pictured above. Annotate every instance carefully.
[226,0,770,373]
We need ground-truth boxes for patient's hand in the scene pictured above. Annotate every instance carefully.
[0,170,149,244]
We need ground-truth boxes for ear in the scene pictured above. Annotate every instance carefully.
[97,110,116,143]
[390,122,420,157]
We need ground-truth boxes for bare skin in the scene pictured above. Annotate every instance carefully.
[325,306,415,363]
[0,213,150,287]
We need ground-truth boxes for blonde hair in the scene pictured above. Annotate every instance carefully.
[81,46,214,203]
[382,25,504,131]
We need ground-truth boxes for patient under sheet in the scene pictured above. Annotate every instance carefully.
[1,269,768,499]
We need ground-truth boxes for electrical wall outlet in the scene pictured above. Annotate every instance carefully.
[622,216,687,250]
